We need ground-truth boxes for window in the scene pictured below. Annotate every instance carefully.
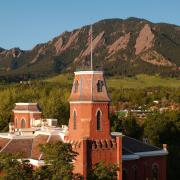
[123,169,128,180]
[143,163,147,180]
[21,119,26,128]
[97,80,104,92]
[132,166,137,180]
[152,164,158,180]
[15,118,18,127]
[134,168,137,180]
[74,80,79,93]
[73,111,77,130]
[97,110,101,130]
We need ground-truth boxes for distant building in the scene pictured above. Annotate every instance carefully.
[0,70,168,180]
[13,103,42,129]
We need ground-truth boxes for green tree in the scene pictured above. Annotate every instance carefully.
[144,111,180,180]
[0,153,33,180]
[38,141,78,180]
[88,161,118,180]
[110,113,143,140]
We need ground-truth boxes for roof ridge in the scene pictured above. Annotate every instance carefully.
[38,134,51,160]
[0,139,12,152]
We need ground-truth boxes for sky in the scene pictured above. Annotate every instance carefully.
[0,0,180,50]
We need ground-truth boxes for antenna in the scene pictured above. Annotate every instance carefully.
[90,24,93,70]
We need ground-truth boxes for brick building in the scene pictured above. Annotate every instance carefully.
[0,70,168,180]
[13,103,42,129]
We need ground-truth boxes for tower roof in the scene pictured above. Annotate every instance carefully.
[68,71,110,102]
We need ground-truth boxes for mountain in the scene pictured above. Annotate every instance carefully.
[0,17,180,81]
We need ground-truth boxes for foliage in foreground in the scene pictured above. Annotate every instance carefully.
[144,111,180,179]
[0,143,118,180]
[38,141,78,180]
[0,142,81,180]
[88,161,118,180]
[0,153,33,180]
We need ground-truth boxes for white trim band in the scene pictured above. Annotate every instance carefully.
[70,101,109,104]
[74,71,103,75]
[13,110,41,113]
[122,154,140,161]
[15,103,38,105]
[135,150,168,157]
[122,150,168,161]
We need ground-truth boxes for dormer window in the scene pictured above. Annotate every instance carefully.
[74,80,79,93]
[152,164,158,180]
[97,80,104,92]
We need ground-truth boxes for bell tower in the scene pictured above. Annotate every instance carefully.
[67,70,111,140]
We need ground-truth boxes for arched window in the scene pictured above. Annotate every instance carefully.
[123,169,128,180]
[74,80,79,93]
[143,163,147,180]
[73,111,77,130]
[21,119,26,128]
[15,118,18,128]
[132,166,138,180]
[97,80,104,92]
[97,110,101,130]
[152,164,158,180]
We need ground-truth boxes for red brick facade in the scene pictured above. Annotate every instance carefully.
[66,71,122,179]
[13,103,41,129]
[123,156,167,180]
[68,103,111,140]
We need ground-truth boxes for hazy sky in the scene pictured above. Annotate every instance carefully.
[0,0,180,50]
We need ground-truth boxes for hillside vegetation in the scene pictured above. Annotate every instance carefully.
[45,74,180,89]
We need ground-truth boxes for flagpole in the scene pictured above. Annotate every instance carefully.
[90,24,93,71]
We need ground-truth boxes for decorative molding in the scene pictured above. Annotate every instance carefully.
[70,101,108,104]
[15,103,38,105]
[122,150,168,161]
[13,110,42,113]
[135,150,168,157]
[74,71,103,75]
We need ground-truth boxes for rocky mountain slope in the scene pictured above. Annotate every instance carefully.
[0,17,180,80]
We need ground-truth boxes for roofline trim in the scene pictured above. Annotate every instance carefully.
[13,110,42,113]
[15,103,38,105]
[74,71,103,75]
[122,150,168,161]
[122,154,140,161]
[0,133,34,139]
[69,101,110,104]
[135,150,168,157]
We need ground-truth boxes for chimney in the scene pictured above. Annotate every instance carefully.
[143,138,148,144]
[163,144,168,151]
[9,122,15,134]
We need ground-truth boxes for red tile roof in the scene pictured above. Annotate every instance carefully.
[0,138,10,151]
